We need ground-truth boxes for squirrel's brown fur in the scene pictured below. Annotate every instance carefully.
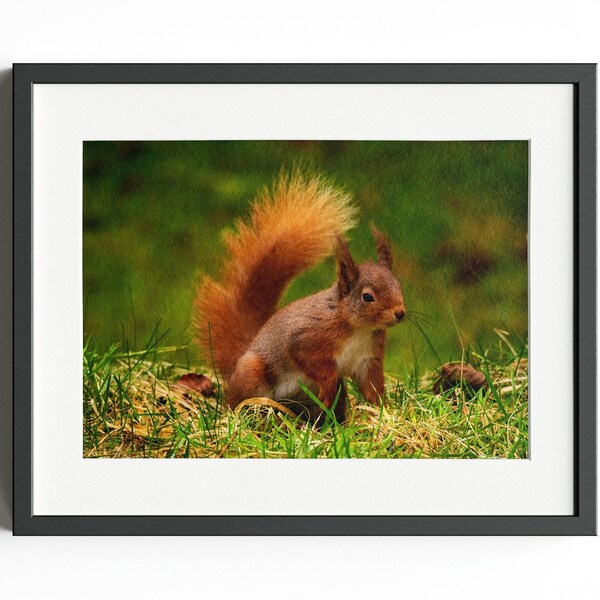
[194,173,405,420]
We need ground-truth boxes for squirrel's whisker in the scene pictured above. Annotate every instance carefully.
[405,311,433,326]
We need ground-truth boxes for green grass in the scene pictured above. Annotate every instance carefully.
[83,333,528,459]
[83,140,528,374]
[83,140,528,459]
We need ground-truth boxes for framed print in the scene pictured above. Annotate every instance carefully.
[13,63,596,535]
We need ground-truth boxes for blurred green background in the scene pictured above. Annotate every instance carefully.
[83,140,528,373]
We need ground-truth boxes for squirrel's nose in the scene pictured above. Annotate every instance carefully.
[394,309,406,322]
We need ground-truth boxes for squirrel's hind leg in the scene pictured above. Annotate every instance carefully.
[226,352,270,408]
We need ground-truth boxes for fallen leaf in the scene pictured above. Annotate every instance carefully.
[174,373,215,397]
[434,362,487,395]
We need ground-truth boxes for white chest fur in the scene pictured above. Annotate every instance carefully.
[335,329,374,378]
[272,371,303,399]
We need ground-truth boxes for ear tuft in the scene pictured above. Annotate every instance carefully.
[371,225,393,270]
[336,235,359,297]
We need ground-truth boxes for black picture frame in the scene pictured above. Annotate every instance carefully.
[13,63,597,536]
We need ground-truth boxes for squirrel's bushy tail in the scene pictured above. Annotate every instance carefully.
[194,173,357,380]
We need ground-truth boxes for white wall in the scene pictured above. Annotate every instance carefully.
[0,1,597,598]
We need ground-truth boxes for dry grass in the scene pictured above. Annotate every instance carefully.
[83,339,528,459]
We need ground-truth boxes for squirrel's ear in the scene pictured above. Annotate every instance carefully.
[371,226,393,270]
[336,236,359,297]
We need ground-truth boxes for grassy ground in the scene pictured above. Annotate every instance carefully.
[83,333,528,459]
[83,140,528,458]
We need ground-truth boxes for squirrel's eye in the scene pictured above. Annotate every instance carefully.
[362,292,375,303]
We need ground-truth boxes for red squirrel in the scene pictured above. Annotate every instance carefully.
[194,173,406,421]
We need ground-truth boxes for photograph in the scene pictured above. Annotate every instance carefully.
[83,140,529,459]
